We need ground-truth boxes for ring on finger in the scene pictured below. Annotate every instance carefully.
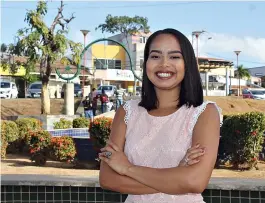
[104,151,112,159]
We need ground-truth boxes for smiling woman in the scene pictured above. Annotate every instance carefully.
[99,28,222,203]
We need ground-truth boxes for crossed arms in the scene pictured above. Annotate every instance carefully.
[99,104,220,195]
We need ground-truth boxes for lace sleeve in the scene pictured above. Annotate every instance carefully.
[188,101,223,137]
[123,100,132,125]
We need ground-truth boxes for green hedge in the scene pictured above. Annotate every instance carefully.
[53,118,72,129]
[73,117,90,128]
[1,120,19,143]
[16,118,42,140]
[220,112,265,170]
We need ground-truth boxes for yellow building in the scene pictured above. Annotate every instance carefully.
[0,65,26,76]
[88,43,136,89]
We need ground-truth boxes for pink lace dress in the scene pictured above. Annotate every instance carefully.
[123,99,222,203]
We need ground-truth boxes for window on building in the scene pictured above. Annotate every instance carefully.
[133,44,137,52]
[93,59,122,70]
[139,36,146,43]
[140,58,144,69]
[108,60,115,69]
[115,60,121,69]
[94,59,107,69]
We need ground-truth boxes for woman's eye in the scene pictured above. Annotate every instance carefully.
[170,56,180,59]
[150,55,159,59]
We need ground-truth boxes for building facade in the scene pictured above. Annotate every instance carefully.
[246,66,265,87]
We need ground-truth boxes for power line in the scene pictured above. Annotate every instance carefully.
[0,1,217,9]
[206,52,265,65]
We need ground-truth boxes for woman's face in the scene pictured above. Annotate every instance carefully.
[146,34,185,90]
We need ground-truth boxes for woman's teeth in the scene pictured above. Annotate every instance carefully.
[156,72,173,78]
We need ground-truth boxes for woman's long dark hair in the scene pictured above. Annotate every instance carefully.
[138,28,203,111]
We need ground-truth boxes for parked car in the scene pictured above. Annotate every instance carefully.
[96,85,117,98]
[0,81,18,99]
[242,88,265,100]
[61,83,82,98]
[26,82,42,98]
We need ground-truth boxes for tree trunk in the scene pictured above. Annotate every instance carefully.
[41,75,50,114]
[239,77,241,96]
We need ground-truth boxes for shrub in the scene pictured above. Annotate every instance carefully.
[73,117,90,128]
[16,118,42,140]
[220,112,265,170]
[1,120,20,155]
[1,132,8,159]
[50,136,76,162]
[89,117,113,151]
[53,118,72,129]
[1,120,19,143]
[29,130,52,166]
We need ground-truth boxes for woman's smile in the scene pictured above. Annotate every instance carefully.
[155,71,175,80]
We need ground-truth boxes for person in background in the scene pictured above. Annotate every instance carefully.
[82,96,94,122]
[100,89,109,114]
[106,99,114,112]
[90,88,98,116]
[115,84,125,110]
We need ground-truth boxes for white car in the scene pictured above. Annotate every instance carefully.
[96,85,117,98]
[242,89,265,100]
[0,81,18,99]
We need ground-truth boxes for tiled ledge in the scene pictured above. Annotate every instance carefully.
[1,174,265,191]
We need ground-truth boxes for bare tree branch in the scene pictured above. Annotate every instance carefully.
[50,1,75,32]
[63,13,75,24]
[50,1,64,32]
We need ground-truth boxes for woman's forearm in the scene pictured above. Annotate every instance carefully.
[100,162,159,195]
[124,165,202,195]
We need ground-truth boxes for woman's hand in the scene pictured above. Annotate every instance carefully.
[99,140,133,176]
[179,144,205,167]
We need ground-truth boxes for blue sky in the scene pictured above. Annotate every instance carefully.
[1,1,265,68]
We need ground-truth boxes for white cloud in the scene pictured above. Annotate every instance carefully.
[195,33,265,63]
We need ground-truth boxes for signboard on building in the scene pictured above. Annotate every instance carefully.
[107,69,135,81]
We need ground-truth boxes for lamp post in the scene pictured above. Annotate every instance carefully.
[234,50,241,96]
[192,30,205,66]
[80,29,90,97]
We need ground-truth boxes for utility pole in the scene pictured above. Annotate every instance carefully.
[192,30,205,66]
[234,50,241,96]
[80,29,90,97]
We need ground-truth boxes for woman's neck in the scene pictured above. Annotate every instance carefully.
[155,87,181,109]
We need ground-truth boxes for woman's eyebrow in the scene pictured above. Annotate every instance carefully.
[168,50,182,54]
[149,50,182,54]
[149,50,162,54]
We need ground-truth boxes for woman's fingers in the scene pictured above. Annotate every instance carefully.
[187,159,200,165]
[188,149,205,160]
[100,145,115,153]
[98,155,110,163]
[188,148,205,156]
[187,143,200,153]
[107,140,120,152]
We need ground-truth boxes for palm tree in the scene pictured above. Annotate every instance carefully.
[236,65,251,95]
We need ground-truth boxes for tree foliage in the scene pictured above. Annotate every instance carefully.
[97,14,150,35]
[237,65,251,79]
[236,64,251,95]
[0,42,25,74]
[15,1,82,114]
[96,14,150,46]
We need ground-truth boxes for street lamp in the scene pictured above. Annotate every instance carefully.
[234,50,241,96]
[80,29,90,97]
[192,30,206,67]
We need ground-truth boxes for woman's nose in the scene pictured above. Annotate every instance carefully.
[160,56,169,67]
